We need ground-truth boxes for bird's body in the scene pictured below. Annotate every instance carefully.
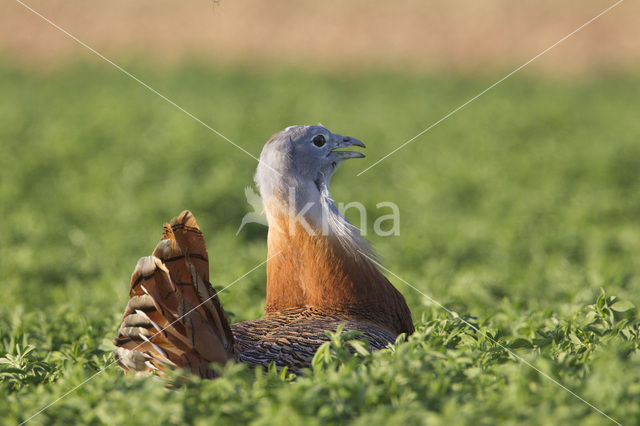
[114,126,413,377]
[231,308,396,371]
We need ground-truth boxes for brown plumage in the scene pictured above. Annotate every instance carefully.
[114,125,414,377]
[264,205,414,336]
[114,212,234,378]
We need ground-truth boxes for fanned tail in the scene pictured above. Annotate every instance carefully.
[114,211,234,379]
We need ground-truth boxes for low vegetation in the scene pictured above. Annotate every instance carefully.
[1,63,639,424]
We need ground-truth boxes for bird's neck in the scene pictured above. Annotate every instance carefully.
[262,195,413,335]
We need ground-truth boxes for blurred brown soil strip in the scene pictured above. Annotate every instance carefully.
[1,0,638,73]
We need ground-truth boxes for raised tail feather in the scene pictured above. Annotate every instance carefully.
[114,211,235,379]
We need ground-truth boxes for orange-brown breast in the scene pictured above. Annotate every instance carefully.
[264,203,414,336]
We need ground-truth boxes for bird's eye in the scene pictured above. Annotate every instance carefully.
[312,135,326,147]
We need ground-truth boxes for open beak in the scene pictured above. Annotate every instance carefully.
[330,136,366,160]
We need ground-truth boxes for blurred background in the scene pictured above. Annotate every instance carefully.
[2,0,640,422]
[2,0,639,314]
[2,0,639,71]
[2,0,640,318]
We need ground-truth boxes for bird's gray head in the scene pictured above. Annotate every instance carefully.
[254,125,365,204]
[255,125,373,256]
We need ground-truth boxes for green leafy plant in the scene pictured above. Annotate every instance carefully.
[1,63,639,424]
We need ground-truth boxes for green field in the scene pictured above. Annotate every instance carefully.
[1,62,639,425]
